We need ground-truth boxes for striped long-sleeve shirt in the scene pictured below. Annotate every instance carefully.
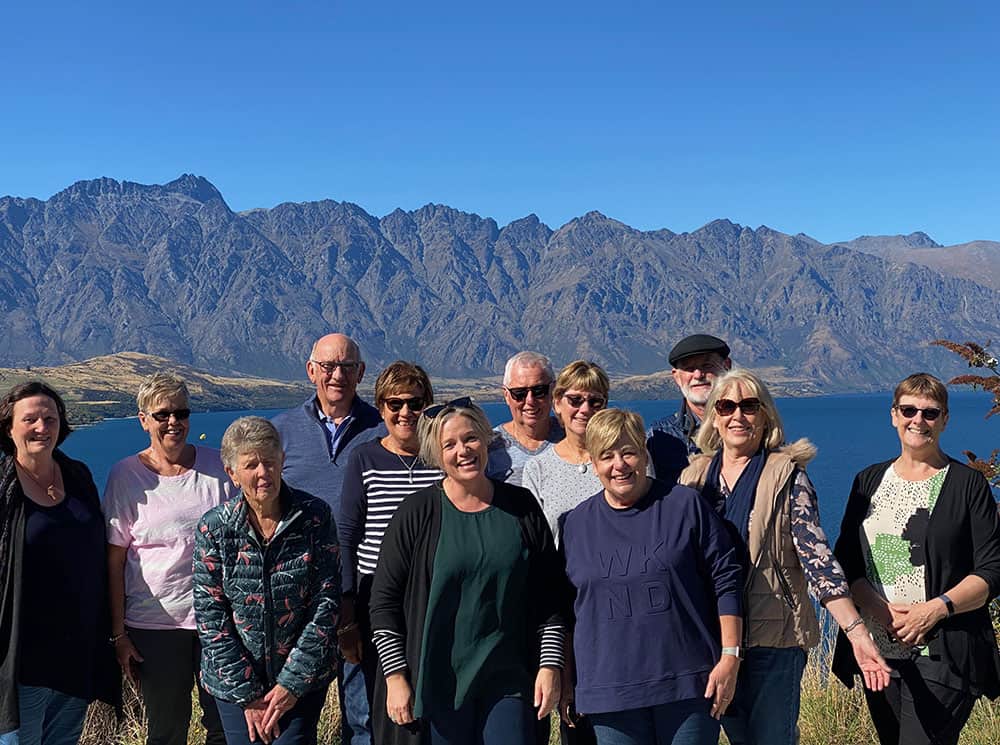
[338,439,442,594]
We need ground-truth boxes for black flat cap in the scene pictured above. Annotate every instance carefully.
[669,334,731,367]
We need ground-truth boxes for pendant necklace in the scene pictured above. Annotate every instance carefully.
[396,453,418,484]
[16,460,61,501]
[577,462,590,474]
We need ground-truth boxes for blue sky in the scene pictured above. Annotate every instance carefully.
[2,0,998,245]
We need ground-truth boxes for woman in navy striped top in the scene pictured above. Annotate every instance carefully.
[338,361,442,733]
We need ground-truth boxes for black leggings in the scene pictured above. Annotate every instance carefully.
[862,659,977,745]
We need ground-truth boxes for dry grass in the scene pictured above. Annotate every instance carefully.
[79,612,1000,745]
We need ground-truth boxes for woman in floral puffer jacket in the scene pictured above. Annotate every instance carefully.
[193,416,340,745]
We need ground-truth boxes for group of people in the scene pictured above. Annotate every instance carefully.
[0,330,998,745]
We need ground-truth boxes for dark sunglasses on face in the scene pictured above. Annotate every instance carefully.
[713,397,762,416]
[310,359,360,375]
[146,408,191,422]
[894,404,944,422]
[504,384,551,402]
[563,393,607,409]
[424,396,473,419]
[384,397,425,413]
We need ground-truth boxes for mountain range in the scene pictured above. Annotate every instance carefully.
[1,174,998,392]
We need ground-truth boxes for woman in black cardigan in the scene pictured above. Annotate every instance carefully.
[369,399,565,745]
[833,373,1000,745]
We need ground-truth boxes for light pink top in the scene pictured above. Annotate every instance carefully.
[104,446,235,630]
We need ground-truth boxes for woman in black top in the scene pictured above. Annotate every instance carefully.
[0,382,118,744]
[834,373,1000,745]
[369,399,566,745]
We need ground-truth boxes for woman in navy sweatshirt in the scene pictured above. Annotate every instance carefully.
[559,408,743,745]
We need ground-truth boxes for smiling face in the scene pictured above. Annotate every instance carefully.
[439,414,487,485]
[594,434,650,508]
[503,363,553,435]
[671,352,730,412]
[554,388,607,439]
[226,448,285,504]
[139,393,190,454]
[307,334,364,418]
[712,380,766,455]
[381,384,425,450]
[9,395,61,460]
[891,394,948,453]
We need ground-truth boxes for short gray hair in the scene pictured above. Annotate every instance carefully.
[221,416,284,471]
[502,351,554,386]
[418,403,494,470]
[137,373,189,412]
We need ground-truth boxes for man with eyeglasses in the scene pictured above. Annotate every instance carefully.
[647,334,732,485]
[271,332,385,745]
[486,351,564,487]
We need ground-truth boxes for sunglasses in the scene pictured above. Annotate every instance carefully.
[384,397,425,413]
[145,408,191,423]
[424,396,473,419]
[310,359,361,375]
[563,393,607,409]
[504,384,552,402]
[713,398,762,416]
[894,404,944,422]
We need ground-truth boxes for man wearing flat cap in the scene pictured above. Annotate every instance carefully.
[647,333,732,484]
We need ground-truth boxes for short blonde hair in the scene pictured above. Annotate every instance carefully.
[553,360,610,400]
[418,402,494,471]
[694,369,784,454]
[893,373,948,412]
[585,408,646,461]
[137,372,189,412]
[221,416,283,471]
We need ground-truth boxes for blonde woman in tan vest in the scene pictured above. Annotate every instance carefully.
[679,369,890,745]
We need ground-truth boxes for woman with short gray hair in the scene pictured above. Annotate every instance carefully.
[104,372,233,745]
[193,416,340,745]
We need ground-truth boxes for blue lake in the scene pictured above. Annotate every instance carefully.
[62,392,1000,544]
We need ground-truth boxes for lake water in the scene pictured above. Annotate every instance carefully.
[62,392,1000,544]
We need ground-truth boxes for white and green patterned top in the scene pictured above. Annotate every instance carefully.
[861,464,949,658]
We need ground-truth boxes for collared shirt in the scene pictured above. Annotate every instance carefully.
[646,400,700,486]
[316,403,355,458]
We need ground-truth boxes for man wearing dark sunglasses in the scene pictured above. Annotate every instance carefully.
[271,332,386,745]
[486,351,564,487]
[647,334,732,485]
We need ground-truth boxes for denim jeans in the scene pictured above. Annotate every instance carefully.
[0,685,89,745]
[428,695,535,745]
[589,697,718,745]
[214,687,327,745]
[721,646,807,745]
[339,575,375,745]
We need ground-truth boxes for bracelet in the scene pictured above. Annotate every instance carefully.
[843,617,865,635]
[109,632,128,645]
[337,622,359,637]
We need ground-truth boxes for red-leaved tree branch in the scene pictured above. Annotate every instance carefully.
[932,340,1000,489]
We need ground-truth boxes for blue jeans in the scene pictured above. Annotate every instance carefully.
[339,660,373,745]
[721,646,807,745]
[0,685,89,745]
[215,687,327,745]
[429,695,535,745]
[589,697,718,745]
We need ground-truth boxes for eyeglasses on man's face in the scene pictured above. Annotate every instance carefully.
[310,359,361,375]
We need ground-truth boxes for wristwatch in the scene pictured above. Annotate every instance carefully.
[721,646,744,660]
[938,593,955,617]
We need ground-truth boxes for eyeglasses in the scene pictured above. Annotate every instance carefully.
[894,404,944,422]
[145,408,191,423]
[562,393,607,409]
[424,396,473,419]
[713,398,762,416]
[504,384,552,401]
[310,359,361,375]
[384,397,425,413]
